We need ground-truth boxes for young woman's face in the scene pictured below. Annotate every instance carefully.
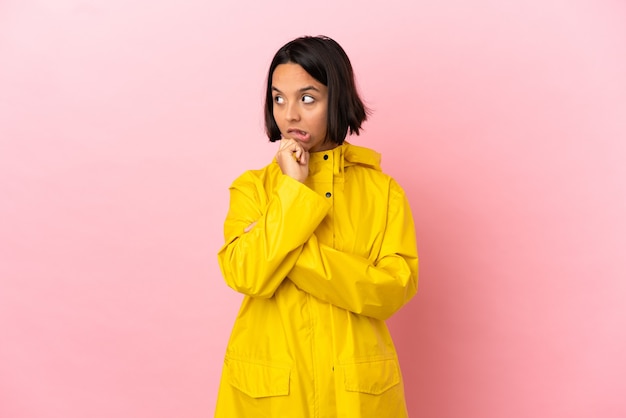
[271,63,334,153]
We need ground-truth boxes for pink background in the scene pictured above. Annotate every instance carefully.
[1,0,625,417]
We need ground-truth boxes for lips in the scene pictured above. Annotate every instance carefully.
[287,128,310,142]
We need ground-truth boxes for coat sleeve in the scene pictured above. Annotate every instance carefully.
[287,179,418,320]
[217,171,331,298]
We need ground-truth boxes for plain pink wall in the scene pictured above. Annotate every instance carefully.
[1,0,625,417]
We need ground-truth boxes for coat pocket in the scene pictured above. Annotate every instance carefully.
[340,355,400,395]
[226,357,291,398]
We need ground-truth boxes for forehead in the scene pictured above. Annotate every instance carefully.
[272,63,326,91]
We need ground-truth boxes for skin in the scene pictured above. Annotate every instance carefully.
[245,63,335,234]
[271,62,336,183]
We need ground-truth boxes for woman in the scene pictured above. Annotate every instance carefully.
[216,35,418,417]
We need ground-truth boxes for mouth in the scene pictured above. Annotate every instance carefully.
[286,128,310,142]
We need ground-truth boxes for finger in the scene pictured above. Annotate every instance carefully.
[281,140,302,156]
[299,151,309,165]
[244,221,257,233]
[279,138,298,153]
[278,139,290,152]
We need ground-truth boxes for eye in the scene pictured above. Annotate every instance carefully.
[274,96,284,104]
[302,95,315,104]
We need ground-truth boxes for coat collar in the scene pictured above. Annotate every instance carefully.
[341,142,382,171]
[272,142,382,178]
[308,142,381,171]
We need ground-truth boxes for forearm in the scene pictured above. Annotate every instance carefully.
[288,234,418,320]
[218,174,330,298]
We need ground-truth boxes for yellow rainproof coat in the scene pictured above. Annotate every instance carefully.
[216,142,418,417]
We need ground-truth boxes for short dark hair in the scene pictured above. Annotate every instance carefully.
[264,35,368,145]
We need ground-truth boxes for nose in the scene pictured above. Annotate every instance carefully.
[285,101,300,122]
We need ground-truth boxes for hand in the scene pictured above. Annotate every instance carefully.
[244,221,257,233]
[276,138,309,182]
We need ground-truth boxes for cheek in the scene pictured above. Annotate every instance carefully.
[315,112,328,133]
[272,108,284,127]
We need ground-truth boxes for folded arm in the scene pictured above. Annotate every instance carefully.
[217,172,330,298]
[287,180,418,320]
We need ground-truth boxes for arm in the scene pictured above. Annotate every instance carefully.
[287,180,418,320]
[217,171,330,298]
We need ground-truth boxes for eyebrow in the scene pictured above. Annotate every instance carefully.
[271,85,321,94]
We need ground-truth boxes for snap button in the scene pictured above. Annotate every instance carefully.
[325,192,332,198]
[323,154,329,160]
